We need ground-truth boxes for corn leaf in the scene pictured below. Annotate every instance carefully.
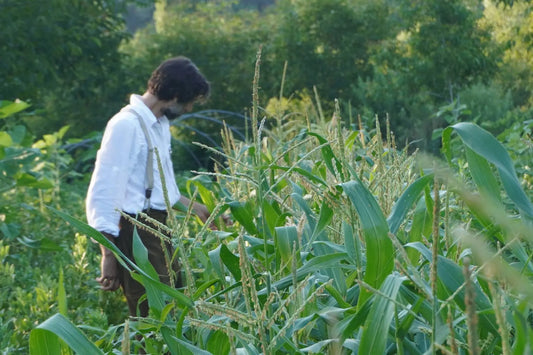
[258,252,348,295]
[57,269,67,316]
[29,314,102,355]
[387,174,434,234]
[131,227,165,316]
[187,177,216,211]
[464,146,502,204]
[338,298,372,338]
[220,243,242,281]
[445,122,533,219]
[343,221,361,267]
[228,201,259,235]
[405,242,499,335]
[406,197,432,264]
[275,225,299,268]
[311,200,334,241]
[262,200,282,236]
[273,165,328,186]
[340,180,393,308]
[512,300,533,355]
[307,131,344,180]
[161,327,212,355]
[358,273,406,354]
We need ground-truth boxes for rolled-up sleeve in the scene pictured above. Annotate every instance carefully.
[86,116,136,236]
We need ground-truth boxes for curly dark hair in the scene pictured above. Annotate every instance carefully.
[147,56,210,103]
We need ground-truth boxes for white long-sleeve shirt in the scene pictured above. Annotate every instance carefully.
[86,94,180,236]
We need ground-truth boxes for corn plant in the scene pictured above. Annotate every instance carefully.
[31,52,533,354]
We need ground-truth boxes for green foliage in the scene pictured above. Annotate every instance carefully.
[3,0,533,352]
[0,100,125,353]
[0,0,134,137]
[5,0,533,154]
[122,0,265,113]
[482,0,533,107]
[28,66,533,353]
[268,0,394,103]
[458,81,514,134]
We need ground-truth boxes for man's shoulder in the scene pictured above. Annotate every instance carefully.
[107,108,140,129]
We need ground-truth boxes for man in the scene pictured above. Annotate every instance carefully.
[86,56,211,317]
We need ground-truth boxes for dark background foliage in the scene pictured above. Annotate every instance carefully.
[2,0,532,166]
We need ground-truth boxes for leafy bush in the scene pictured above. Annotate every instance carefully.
[0,101,126,353]
[458,81,514,135]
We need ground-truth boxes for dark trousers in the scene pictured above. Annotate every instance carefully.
[114,209,182,317]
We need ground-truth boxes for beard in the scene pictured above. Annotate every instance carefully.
[162,103,185,120]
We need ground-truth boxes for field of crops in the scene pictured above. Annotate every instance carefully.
[1,66,533,354]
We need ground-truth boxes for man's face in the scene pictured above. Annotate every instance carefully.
[162,99,194,120]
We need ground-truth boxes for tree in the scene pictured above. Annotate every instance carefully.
[0,0,138,137]
[268,0,393,105]
[352,0,499,149]
[481,0,533,107]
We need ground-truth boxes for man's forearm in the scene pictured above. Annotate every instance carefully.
[99,231,116,257]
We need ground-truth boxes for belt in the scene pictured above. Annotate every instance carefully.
[123,209,168,219]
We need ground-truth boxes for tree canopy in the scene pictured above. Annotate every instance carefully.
[3,0,533,153]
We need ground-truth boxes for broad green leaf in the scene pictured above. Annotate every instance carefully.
[16,173,54,189]
[206,330,231,355]
[9,125,28,145]
[208,245,225,280]
[58,269,67,316]
[307,131,344,180]
[18,236,63,252]
[406,197,432,264]
[0,131,13,147]
[291,186,316,245]
[228,201,259,235]
[311,200,333,240]
[160,327,212,355]
[325,284,352,308]
[396,296,425,339]
[131,227,165,316]
[340,180,393,308]
[512,300,533,355]
[0,100,30,119]
[338,299,372,339]
[359,272,405,355]
[188,177,216,211]
[220,243,242,281]
[300,339,337,353]
[398,285,434,326]
[262,199,281,236]
[30,314,102,355]
[192,279,219,300]
[343,221,361,267]
[387,174,434,234]
[258,253,348,295]
[447,122,533,219]
[465,146,501,204]
[275,225,299,268]
[272,165,328,186]
[405,242,499,335]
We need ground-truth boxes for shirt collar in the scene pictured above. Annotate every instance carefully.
[129,94,159,127]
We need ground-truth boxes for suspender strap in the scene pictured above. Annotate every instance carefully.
[124,108,154,209]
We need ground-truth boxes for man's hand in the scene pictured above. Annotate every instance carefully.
[96,232,120,291]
